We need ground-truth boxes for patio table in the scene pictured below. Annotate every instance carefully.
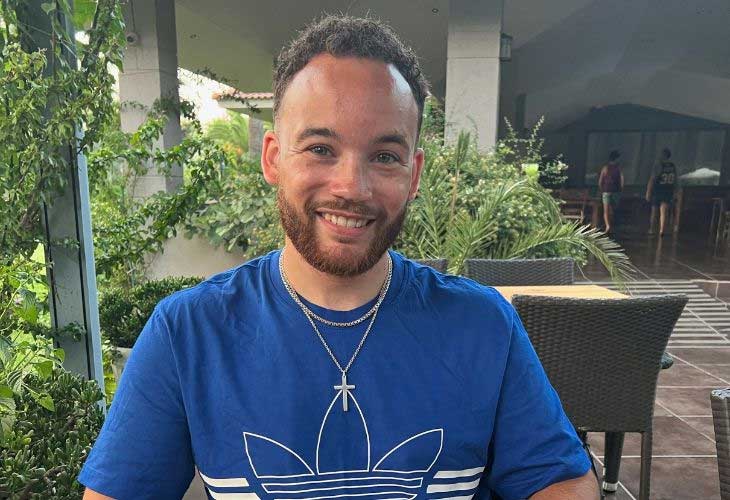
[495,284,627,302]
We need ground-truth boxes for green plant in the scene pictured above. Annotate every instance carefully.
[397,129,635,283]
[0,369,104,499]
[205,110,250,158]
[187,156,283,255]
[99,276,202,348]
[0,3,125,496]
[0,0,125,267]
[88,101,226,289]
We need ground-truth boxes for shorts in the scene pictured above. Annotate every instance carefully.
[652,192,673,206]
[602,192,621,207]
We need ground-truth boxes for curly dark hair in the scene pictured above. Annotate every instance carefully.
[273,14,430,135]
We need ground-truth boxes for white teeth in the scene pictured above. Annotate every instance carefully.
[322,213,368,228]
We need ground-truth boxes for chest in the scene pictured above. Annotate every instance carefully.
[180,319,495,499]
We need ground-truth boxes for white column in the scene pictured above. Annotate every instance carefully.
[248,116,265,162]
[445,0,504,150]
[120,0,183,197]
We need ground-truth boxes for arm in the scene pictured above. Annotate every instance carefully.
[620,172,624,190]
[77,307,194,498]
[483,308,594,499]
[530,470,599,499]
[646,175,655,201]
[597,167,605,188]
[83,489,114,500]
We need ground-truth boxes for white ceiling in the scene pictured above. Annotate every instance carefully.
[503,0,730,129]
[173,0,730,128]
[175,0,450,96]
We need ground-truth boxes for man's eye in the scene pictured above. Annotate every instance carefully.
[375,152,400,164]
[309,145,332,156]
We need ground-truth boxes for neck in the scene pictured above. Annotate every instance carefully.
[280,242,390,311]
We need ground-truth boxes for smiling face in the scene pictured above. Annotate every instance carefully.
[262,54,424,277]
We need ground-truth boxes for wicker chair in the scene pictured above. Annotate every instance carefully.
[413,258,448,273]
[712,388,730,500]
[464,258,575,286]
[512,294,687,500]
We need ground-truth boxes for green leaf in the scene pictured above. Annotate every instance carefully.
[0,385,13,399]
[35,393,55,412]
[53,348,66,363]
[35,360,53,380]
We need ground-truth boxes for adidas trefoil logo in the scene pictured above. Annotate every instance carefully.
[243,390,443,499]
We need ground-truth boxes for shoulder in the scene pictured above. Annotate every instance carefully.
[155,252,274,322]
[397,258,515,333]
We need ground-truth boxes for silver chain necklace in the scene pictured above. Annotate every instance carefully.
[279,251,393,411]
[279,254,392,328]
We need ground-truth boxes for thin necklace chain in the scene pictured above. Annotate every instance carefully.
[302,296,381,374]
[279,252,392,327]
[279,251,393,375]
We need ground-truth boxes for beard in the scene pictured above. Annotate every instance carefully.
[277,189,407,277]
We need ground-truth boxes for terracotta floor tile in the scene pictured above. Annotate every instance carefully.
[655,387,713,416]
[682,416,716,441]
[617,457,720,500]
[587,416,716,457]
[667,348,730,365]
[696,364,730,382]
[658,364,727,387]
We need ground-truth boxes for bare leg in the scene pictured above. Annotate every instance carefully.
[648,206,657,234]
[603,202,612,232]
[659,202,670,235]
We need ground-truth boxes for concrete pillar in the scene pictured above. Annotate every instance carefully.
[248,116,265,162]
[445,0,504,150]
[120,0,182,197]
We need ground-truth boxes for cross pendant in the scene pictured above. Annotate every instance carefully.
[333,372,355,411]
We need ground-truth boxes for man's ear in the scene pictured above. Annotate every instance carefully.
[261,130,281,186]
[408,147,425,200]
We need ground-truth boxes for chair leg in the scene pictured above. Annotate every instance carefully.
[603,432,624,492]
[639,431,652,500]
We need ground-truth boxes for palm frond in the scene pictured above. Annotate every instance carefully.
[493,221,637,288]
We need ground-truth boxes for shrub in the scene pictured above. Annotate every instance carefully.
[99,276,202,348]
[0,369,104,499]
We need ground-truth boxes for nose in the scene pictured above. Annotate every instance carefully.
[329,154,373,202]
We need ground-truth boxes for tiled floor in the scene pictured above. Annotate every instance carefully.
[582,229,730,499]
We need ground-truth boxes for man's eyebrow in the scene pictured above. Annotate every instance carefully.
[296,127,340,142]
[373,132,409,149]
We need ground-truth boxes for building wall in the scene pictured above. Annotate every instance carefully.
[146,234,248,280]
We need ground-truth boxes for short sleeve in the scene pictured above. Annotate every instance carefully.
[78,307,195,499]
[481,309,591,500]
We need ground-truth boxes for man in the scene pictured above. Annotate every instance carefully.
[646,148,677,236]
[81,15,598,500]
[598,150,624,235]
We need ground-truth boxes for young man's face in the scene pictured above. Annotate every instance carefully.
[262,54,424,277]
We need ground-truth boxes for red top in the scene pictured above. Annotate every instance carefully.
[599,163,622,193]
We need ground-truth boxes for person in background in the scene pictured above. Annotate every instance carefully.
[598,150,624,234]
[646,148,677,236]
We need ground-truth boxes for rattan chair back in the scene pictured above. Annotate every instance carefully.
[712,388,730,500]
[512,294,687,432]
[464,258,575,286]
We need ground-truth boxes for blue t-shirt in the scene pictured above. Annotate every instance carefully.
[79,250,590,500]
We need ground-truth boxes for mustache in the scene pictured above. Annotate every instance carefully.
[305,199,381,219]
